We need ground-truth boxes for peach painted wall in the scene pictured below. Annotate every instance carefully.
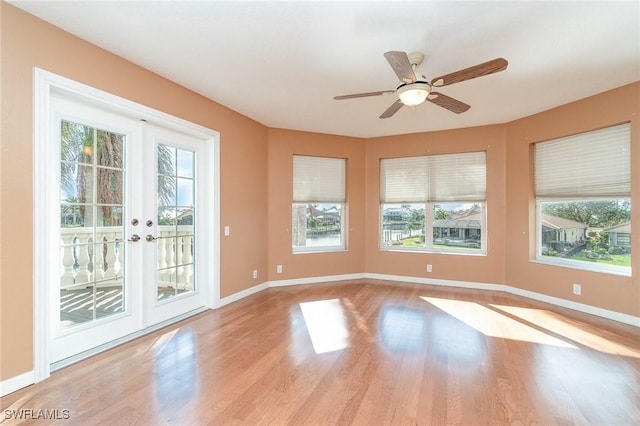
[504,83,640,316]
[2,1,639,388]
[1,4,268,380]
[365,126,507,285]
[267,128,366,281]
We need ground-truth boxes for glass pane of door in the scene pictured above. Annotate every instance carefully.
[59,120,126,329]
[156,145,196,301]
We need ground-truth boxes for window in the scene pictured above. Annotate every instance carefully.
[292,155,346,252]
[380,152,486,254]
[535,123,631,274]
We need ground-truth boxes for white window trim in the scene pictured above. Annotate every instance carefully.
[531,257,631,277]
[33,68,221,382]
[534,200,631,277]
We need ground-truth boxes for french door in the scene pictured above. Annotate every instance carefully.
[142,124,207,326]
[50,92,211,363]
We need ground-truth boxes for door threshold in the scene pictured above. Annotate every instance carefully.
[51,306,209,372]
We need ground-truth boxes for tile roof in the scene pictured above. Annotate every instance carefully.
[540,214,588,230]
[603,222,631,233]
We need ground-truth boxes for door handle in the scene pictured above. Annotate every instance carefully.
[146,234,157,242]
[128,234,141,242]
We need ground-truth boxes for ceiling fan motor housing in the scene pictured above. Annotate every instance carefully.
[407,52,425,67]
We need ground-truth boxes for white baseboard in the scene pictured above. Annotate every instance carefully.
[261,272,639,327]
[0,370,34,397]
[364,273,508,292]
[365,273,640,327]
[268,273,366,288]
[506,286,640,327]
[216,274,363,307]
[219,281,269,307]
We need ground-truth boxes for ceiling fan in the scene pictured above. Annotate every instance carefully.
[334,51,508,119]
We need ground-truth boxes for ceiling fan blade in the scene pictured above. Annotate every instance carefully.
[431,58,508,87]
[384,51,416,84]
[427,92,470,114]
[334,90,395,100]
[379,99,404,119]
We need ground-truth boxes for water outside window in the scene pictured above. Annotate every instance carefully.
[292,203,343,250]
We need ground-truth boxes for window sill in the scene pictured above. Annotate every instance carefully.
[531,258,631,277]
[379,247,486,257]
[293,248,347,255]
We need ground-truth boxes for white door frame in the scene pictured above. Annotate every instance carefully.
[33,68,220,382]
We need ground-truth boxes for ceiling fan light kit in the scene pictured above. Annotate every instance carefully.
[334,51,508,119]
[397,82,431,106]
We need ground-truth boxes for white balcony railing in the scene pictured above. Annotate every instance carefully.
[60,226,194,290]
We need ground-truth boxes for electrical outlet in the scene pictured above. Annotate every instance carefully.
[224,225,230,236]
[253,269,258,279]
[427,264,433,272]
[277,264,283,274]
[573,283,581,295]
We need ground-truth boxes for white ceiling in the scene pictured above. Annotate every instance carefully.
[10,1,640,138]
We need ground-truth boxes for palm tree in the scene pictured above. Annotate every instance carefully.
[96,129,125,225]
[61,121,94,225]
[433,204,448,220]
[156,145,176,206]
[406,220,419,238]
[406,208,423,238]
[61,120,175,226]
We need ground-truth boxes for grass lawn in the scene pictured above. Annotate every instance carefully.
[398,237,423,247]
[570,251,631,267]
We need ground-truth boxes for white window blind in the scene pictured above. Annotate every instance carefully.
[429,152,486,202]
[293,155,346,203]
[380,151,486,203]
[535,123,631,198]
[380,156,430,203]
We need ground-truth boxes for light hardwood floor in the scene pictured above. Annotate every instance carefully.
[2,279,639,425]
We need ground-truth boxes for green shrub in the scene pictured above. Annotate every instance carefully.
[585,250,598,259]
[608,246,629,255]
[548,240,564,252]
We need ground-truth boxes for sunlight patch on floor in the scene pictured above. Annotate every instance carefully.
[421,297,576,348]
[379,305,426,353]
[491,304,640,358]
[151,328,180,354]
[300,299,349,354]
